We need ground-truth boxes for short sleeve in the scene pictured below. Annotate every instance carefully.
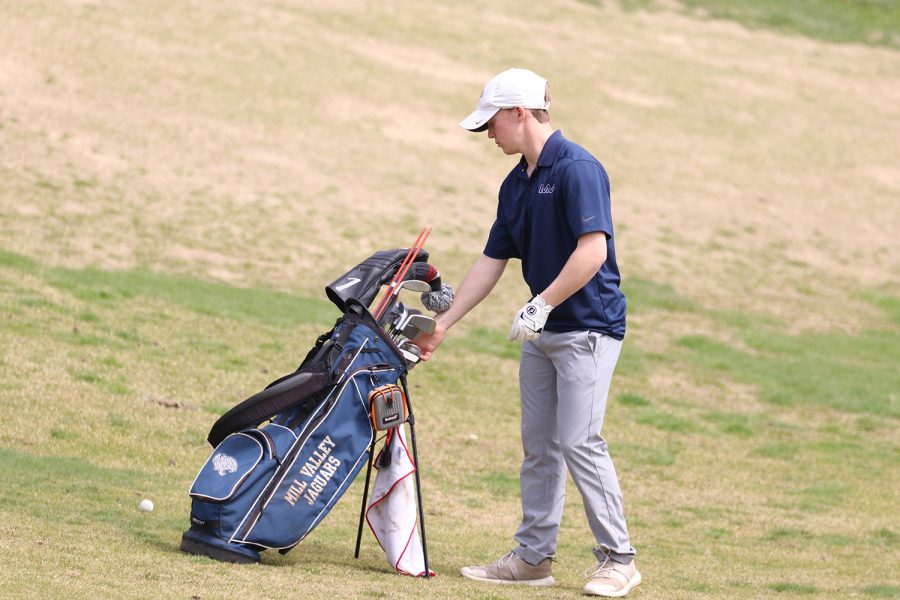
[560,159,613,238]
[483,211,520,259]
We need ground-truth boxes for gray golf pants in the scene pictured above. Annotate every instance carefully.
[512,330,636,566]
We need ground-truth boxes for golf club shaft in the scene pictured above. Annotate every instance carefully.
[372,228,429,320]
[372,231,423,321]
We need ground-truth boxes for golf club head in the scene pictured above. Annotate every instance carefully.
[389,303,408,327]
[398,341,421,365]
[400,314,436,340]
[399,279,431,293]
[394,307,422,331]
[405,314,435,335]
[380,300,407,330]
[386,306,410,341]
[378,280,428,327]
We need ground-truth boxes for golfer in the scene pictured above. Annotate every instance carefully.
[414,68,639,597]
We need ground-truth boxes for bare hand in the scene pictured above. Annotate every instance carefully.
[412,324,447,361]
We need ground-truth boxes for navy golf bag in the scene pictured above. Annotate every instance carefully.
[180,249,434,565]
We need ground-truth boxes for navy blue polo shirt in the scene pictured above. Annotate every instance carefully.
[483,131,626,339]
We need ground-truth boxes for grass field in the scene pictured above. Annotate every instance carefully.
[1,1,898,598]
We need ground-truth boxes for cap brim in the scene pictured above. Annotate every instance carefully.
[459,107,499,132]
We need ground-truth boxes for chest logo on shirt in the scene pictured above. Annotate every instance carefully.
[538,183,555,194]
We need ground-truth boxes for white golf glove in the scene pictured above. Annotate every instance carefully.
[508,295,554,342]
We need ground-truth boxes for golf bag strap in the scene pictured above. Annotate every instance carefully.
[206,361,331,447]
[205,312,387,448]
[326,316,359,380]
[293,326,337,374]
[206,305,403,448]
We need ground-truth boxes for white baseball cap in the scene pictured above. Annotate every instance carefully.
[459,68,550,132]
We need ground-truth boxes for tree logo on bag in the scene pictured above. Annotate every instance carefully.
[212,453,238,476]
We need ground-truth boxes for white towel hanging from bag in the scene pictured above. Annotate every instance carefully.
[365,426,433,577]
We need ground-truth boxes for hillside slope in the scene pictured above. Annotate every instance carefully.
[2,0,897,326]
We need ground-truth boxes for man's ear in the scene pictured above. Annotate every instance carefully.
[515,106,528,121]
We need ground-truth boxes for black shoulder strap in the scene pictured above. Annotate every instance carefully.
[206,316,361,447]
[206,362,330,447]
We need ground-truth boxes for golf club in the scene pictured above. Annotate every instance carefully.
[379,279,430,328]
[372,229,431,321]
[398,341,421,366]
[399,314,436,341]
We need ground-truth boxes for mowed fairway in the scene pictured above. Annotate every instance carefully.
[1,1,898,599]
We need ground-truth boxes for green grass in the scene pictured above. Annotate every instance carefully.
[635,407,702,433]
[674,317,900,416]
[580,0,900,47]
[701,411,756,436]
[46,264,337,328]
[445,326,521,360]
[622,277,699,314]
[615,442,678,467]
[2,248,337,329]
[2,255,897,597]
[679,0,900,48]
[618,392,651,407]
[870,528,899,548]
[0,447,163,526]
[858,289,900,327]
[864,584,900,598]
[0,248,40,271]
[768,582,818,594]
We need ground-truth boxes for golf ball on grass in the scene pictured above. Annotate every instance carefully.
[139,499,154,513]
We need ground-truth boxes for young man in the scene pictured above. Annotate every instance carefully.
[414,68,640,597]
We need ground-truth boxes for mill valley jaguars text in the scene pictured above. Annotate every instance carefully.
[283,436,341,507]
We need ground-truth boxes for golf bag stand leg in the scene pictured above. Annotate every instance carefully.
[400,375,430,578]
[354,437,378,559]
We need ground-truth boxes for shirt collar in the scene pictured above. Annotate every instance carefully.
[536,130,565,168]
[516,130,565,175]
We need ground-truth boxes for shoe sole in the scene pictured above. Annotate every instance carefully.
[583,571,641,597]
[179,531,260,564]
[460,569,555,587]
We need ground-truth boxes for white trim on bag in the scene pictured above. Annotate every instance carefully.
[188,433,264,502]
[234,365,389,548]
[229,340,375,545]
